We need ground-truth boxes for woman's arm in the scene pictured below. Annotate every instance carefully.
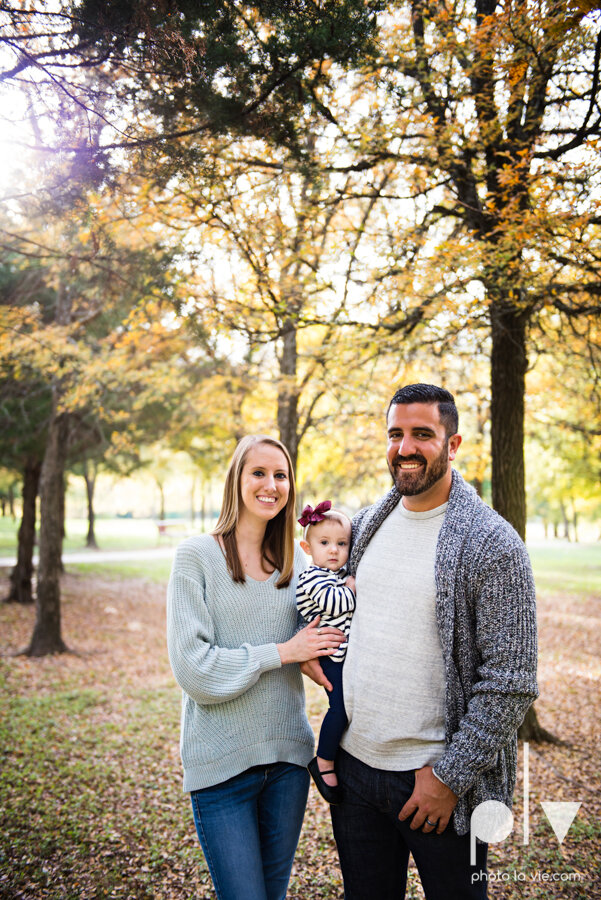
[167,572,282,706]
[168,566,346,706]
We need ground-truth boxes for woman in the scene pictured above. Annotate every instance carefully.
[167,434,345,900]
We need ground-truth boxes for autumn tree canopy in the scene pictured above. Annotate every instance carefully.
[0,0,600,664]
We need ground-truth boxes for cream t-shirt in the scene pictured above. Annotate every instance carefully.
[341,500,447,770]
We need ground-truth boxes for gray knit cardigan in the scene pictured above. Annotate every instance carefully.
[348,469,539,835]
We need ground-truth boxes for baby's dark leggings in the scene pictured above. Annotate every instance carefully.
[316,655,347,760]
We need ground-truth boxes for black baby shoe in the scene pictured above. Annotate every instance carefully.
[308,757,342,805]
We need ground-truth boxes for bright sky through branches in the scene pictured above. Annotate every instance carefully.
[0,58,32,197]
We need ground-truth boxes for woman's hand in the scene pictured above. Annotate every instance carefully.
[300,659,333,691]
[277,616,346,665]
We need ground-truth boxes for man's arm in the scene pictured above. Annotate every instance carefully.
[433,542,538,798]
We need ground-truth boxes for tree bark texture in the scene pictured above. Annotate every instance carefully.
[84,460,98,548]
[158,483,165,521]
[490,298,529,541]
[4,459,41,604]
[490,296,557,741]
[26,408,69,656]
[518,704,561,744]
[277,323,299,476]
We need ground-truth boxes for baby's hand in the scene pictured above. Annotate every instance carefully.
[345,575,356,593]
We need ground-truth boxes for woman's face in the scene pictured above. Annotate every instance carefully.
[238,443,290,526]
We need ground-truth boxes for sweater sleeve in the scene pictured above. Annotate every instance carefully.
[297,567,355,618]
[167,569,282,707]
[433,543,539,797]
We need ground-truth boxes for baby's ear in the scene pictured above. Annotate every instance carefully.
[300,540,311,555]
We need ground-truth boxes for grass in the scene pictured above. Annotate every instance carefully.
[65,539,601,595]
[68,560,174,583]
[528,543,601,595]
[0,542,600,899]
[0,517,192,557]
[0,681,208,898]
[0,515,189,584]
[0,579,212,900]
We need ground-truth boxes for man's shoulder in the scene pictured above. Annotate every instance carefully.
[447,471,527,555]
[352,488,400,533]
[349,488,402,574]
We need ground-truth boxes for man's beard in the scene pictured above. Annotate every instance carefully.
[388,439,449,497]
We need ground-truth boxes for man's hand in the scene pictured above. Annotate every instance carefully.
[398,766,458,834]
[300,658,332,691]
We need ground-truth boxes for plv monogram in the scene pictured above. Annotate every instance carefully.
[469,743,582,864]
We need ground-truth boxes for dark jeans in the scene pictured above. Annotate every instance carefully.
[191,762,309,900]
[316,655,347,760]
[331,749,488,900]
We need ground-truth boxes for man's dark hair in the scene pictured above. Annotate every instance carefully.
[387,384,459,436]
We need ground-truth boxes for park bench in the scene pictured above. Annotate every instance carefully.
[156,520,191,539]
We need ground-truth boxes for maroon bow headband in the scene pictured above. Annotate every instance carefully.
[298,500,332,528]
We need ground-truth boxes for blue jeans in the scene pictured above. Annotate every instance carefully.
[190,762,310,900]
[331,749,488,900]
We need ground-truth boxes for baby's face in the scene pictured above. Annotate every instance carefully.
[304,518,351,571]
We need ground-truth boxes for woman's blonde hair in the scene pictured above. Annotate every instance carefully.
[212,435,296,588]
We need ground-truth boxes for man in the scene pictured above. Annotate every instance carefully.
[328,383,538,899]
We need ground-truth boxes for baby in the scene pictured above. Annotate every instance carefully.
[297,501,356,804]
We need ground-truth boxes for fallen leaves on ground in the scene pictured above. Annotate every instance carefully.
[0,569,599,899]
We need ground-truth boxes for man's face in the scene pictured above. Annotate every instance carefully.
[386,402,460,501]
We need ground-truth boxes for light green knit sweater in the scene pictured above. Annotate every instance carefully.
[166,535,314,792]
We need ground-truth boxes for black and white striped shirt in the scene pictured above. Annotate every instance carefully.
[296,565,355,662]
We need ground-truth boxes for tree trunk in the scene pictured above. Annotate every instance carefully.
[200,484,206,533]
[518,704,561,744]
[489,297,528,541]
[190,475,196,529]
[83,459,98,549]
[277,322,300,476]
[25,407,69,656]
[158,483,165,522]
[4,458,41,604]
[559,500,571,541]
[489,294,557,741]
[58,468,66,572]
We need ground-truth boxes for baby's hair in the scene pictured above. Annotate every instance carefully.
[303,508,352,541]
